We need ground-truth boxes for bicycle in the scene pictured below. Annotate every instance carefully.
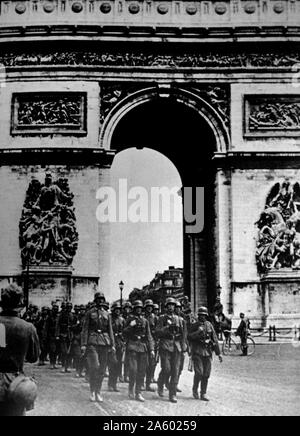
[222,330,255,356]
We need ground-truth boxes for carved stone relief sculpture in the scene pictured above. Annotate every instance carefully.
[19,173,79,267]
[11,92,87,135]
[256,182,300,274]
[245,96,300,137]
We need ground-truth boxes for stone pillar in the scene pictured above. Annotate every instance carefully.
[217,168,232,314]
[194,236,208,309]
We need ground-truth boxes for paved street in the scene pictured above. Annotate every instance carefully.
[27,343,300,417]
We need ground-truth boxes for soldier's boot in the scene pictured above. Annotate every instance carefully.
[169,395,178,404]
[90,392,96,402]
[146,384,155,392]
[200,378,209,402]
[128,388,135,400]
[136,393,145,403]
[193,374,200,399]
[96,392,104,403]
[157,383,164,397]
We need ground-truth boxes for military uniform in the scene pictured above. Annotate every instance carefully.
[0,285,40,416]
[108,307,125,391]
[156,301,186,402]
[174,303,188,390]
[188,310,221,400]
[122,301,132,383]
[46,306,60,369]
[144,310,158,389]
[36,307,49,365]
[55,306,75,372]
[81,302,115,398]
[123,303,154,401]
[70,311,85,377]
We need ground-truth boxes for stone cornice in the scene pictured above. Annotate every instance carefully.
[0,147,116,166]
[213,151,300,169]
[0,0,299,42]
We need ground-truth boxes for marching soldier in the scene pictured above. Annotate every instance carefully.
[81,292,115,403]
[123,300,154,402]
[70,305,85,378]
[155,297,187,403]
[174,300,187,392]
[188,306,222,401]
[122,301,132,320]
[47,302,60,369]
[122,301,132,383]
[144,299,158,392]
[108,302,125,392]
[153,303,160,317]
[36,306,50,366]
[55,301,75,373]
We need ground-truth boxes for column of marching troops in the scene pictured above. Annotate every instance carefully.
[22,293,222,404]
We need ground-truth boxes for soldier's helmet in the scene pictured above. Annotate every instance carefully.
[0,284,23,309]
[153,304,159,310]
[42,306,50,312]
[66,302,73,308]
[94,292,105,301]
[80,304,86,310]
[144,299,154,308]
[112,302,121,311]
[198,306,209,317]
[165,297,177,306]
[133,300,143,309]
[7,374,37,409]
[124,301,132,309]
[175,301,182,308]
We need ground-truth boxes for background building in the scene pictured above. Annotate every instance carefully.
[129,266,184,309]
[0,0,299,327]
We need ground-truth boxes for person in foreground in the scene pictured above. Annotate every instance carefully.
[188,306,223,402]
[0,284,40,416]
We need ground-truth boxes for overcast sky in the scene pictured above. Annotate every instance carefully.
[100,148,183,302]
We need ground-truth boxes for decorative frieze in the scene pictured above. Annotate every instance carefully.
[11,92,87,135]
[1,50,299,69]
[245,96,300,137]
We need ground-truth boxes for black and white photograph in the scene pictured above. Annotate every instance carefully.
[0,0,299,421]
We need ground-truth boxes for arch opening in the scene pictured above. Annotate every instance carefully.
[107,96,220,312]
[111,97,217,185]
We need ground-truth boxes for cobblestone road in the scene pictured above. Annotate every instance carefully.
[27,343,300,416]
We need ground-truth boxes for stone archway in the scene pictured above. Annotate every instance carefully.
[100,85,229,154]
[99,84,230,312]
